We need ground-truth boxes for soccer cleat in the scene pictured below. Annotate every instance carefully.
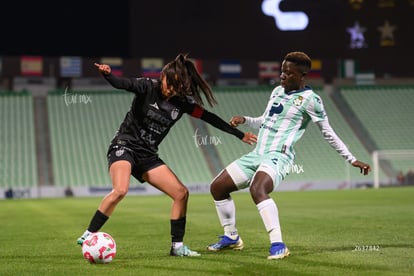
[170,245,201,257]
[77,237,85,246]
[76,232,91,246]
[207,235,244,251]
[267,242,290,260]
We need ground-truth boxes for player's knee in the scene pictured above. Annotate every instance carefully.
[210,182,224,199]
[249,185,262,196]
[249,184,271,203]
[112,187,128,200]
[174,186,189,202]
[209,181,217,194]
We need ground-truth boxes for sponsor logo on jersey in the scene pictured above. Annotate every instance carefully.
[269,102,284,116]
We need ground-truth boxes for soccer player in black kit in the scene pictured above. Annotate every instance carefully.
[77,53,257,257]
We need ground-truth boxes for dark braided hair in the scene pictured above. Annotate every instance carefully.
[162,53,217,107]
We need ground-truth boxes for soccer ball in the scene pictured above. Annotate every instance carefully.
[82,232,117,264]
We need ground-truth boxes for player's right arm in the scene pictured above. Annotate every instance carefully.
[230,88,277,129]
[94,63,111,75]
[229,115,264,129]
[229,97,270,128]
[229,97,271,129]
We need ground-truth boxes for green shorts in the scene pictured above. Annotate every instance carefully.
[225,151,292,190]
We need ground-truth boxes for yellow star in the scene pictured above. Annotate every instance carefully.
[378,20,397,40]
[378,0,395,8]
[349,0,364,9]
[378,20,397,46]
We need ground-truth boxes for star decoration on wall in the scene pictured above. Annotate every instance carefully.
[377,20,397,46]
[349,0,364,9]
[347,21,367,49]
[378,0,395,8]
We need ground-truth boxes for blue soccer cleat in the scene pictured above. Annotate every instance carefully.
[207,235,244,251]
[267,242,290,260]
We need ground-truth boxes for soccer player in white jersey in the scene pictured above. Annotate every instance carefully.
[207,51,371,259]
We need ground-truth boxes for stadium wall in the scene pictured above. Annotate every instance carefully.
[0,179,371,200]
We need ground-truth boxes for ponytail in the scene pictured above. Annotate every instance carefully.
[163,53,217,107]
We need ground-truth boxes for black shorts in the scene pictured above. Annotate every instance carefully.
[107,145,165,183]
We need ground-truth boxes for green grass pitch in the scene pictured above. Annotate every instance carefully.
[1,187,413,275]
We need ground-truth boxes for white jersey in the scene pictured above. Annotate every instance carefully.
[245,85,356,163]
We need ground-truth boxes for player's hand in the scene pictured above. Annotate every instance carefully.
[242,132,257,145]
[94,63,111,75]
[352,160,371,175]
[230,116,246,127]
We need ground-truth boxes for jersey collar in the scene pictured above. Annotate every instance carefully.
[285,85,312,95]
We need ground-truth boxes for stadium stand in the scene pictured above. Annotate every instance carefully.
[0,92,38,188]
[339,85,414,179]
[47,90,134,187]
[5,85,411,193]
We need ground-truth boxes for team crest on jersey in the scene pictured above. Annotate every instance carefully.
[171,108,179,120]
[293,96,303,106]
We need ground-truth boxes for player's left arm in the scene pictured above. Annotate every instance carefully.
[308,94,370,175]
[190,105,257,145]
[316,120,371,175]
[351,160,371,175]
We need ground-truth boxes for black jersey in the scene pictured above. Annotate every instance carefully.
[104,74,244,154]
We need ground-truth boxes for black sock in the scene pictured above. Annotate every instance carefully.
[170,216,186,243]
[87,210,109,232]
